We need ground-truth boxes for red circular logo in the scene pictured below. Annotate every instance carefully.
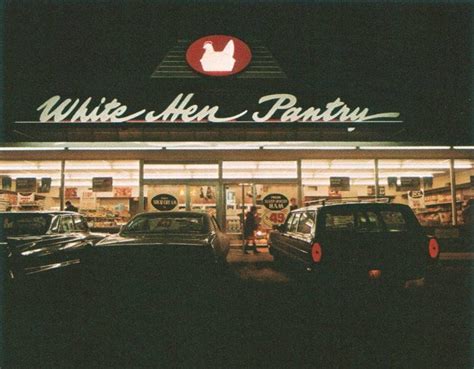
[186,35,252,77]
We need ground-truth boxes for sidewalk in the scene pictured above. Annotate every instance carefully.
[227,246,273,264]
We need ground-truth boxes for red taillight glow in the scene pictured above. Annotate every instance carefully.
[368,269,382,279]
[429,238,440,259]
[311,242,323,263]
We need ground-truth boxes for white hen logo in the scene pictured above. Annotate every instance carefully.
[200,40,236,72]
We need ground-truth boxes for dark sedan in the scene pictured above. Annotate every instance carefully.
[84,211,230,282]
[1,211,106,283]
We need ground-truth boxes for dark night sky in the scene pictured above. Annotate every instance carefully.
[3,1,473,143]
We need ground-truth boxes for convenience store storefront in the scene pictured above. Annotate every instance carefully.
[2,3,473,244]
[1,145,472,244]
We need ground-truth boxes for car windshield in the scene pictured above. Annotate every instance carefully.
[322,207,418,233]
[123,213,208,235]
[2,213,52,237]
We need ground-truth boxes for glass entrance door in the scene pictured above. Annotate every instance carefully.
[224,183,298,244]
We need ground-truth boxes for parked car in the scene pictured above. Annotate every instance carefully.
[83,211,230,282]
[268,201,440,288]
[1,211,106,283]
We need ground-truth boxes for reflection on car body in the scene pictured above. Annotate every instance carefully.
[269,202,440,288]
[1,211,106,282]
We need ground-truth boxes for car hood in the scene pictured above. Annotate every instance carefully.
[95,233,212,248]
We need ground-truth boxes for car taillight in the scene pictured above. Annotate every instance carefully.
[311,242,323,263]
[368,269,382,279]
[428,238,440,259]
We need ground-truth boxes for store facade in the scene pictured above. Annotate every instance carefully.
[1,146,473,243]
[2,3,473,243]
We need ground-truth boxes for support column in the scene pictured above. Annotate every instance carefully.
[217,161,225,229]
[449,158,457,226]
[59,160,65,211]
[374,158,380,199]
[241,184,246,248]
[297,159,303,206]
[185,185,191,211]
[138,160,144,213]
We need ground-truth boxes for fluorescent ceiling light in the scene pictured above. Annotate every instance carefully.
[67,147,161,151]
[166,146,260,150]
[453,146,474,150]
[263,146,356,150]
[0,147,64,151]
[360,146,451,150]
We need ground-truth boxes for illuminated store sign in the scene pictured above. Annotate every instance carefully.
[35,93,401,123]
[185,35,252,77]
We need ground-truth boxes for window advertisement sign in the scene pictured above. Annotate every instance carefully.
[189,186,216,217]
[388,177,398,189]
[261,193,289,227]
[114,187,132,198]
[16,178,37,192]
[147,185,184,212]
[367,186,386,196]
[17,192,35,204]
[38,177,52,193]
[65,187,78,198]
[2,176,12,191]
[400,177,421,191]
[151,194,178,211]
[330,177,350,191]
[80,191,97,210]
[256,185,297,232]
[92,177,113,192]
[408,190,425,209]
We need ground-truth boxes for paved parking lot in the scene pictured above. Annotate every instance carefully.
[3,249,473,369]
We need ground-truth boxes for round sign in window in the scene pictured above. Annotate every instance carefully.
[151,194,178,211]
[262,193,289,211]
[186,35,252,77]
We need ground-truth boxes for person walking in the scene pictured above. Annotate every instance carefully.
[243,206,259,254]
[65,201,79,212]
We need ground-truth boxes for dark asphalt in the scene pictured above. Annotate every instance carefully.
[3,249,473,369]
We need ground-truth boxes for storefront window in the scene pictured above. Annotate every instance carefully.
[0,160,62,211]
[302,160,375,204]
[222,161,297,179]
[454,159,473,227]
[378,159,452,226]
[64,160,139,230]
[144,163,219,216]
[144,164,218,179]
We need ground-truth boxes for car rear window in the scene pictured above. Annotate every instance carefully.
[379,211,408,232]
[124,213,207,234]
[3,214,52,236]
[323,207,415,233]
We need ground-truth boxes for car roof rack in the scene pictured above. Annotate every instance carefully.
[304,197,392,207]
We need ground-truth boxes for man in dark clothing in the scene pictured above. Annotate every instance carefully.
[243,206,259,254]
[65,201,79,212]
[289,197,298,211]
